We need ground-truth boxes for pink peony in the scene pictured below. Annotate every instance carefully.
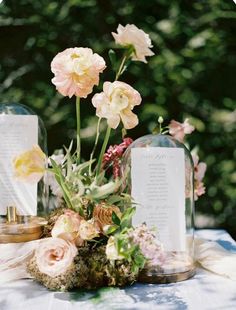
[51,209,83,245]
[92,81,141,129]
[35,238,78,277]
[51,47,106,98]
[169,119,195,143]
[112,24,154,63]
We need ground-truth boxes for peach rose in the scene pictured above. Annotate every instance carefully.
[13,145,46,183]
[51,209,83,245]
[78,220,99,240]
[169,119,195,143]
[92,81,141,129]
[35,238,78,277]
[112,24,154,63]
[51,47,106,98]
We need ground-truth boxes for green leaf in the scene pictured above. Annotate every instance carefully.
[107,195,123,204]
[106,225,119,235]
[112,211,121,226]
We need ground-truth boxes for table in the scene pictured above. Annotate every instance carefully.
[0,230,235,310]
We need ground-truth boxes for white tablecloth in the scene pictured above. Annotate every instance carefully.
[0,229,235,310]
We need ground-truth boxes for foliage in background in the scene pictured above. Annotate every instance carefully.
[0,0,236,238]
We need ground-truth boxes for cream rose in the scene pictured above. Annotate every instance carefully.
[35,238,78,278]
[112,24,154,63]
[105,236,124,260]
[92,81,141,129]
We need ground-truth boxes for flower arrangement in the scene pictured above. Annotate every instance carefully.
[13,24,206,291]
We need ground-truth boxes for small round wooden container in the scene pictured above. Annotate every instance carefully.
[0,207,47,243]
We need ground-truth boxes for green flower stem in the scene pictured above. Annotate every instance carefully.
[115,47,134,81]
[96,125,111,179]
[115,54,128,81]
[89,117,101,176]
[76,96,81,162]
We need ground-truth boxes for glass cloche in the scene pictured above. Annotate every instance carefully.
[121,134,195,283]
[0,103,48,243]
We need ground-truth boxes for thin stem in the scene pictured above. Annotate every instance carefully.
[89,117,101,176]
[96,126,111,179]
[115,55,127,81]
[76,96,81,162]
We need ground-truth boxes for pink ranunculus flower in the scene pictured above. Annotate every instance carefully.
[35,237,78,278]
[51,47,106,98]
[192,153,207,182]
[92,81,141,129]
[112,24,154,63]
[51,209,84,246]
[13,145,46,183]
[169,119,195,143]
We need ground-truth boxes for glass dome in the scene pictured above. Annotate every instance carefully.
[0,103,48,243]
[121,134,195,283]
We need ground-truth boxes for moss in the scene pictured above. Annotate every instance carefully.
[27,244,138,291]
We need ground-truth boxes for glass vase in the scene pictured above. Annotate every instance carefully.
[121,134,195,283]
[0,102,48,243]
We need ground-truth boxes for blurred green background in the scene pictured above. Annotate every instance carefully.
[0,0,236,238]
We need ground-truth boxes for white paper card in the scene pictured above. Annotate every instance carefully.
[0,115,38,216]
[131,147,186,251]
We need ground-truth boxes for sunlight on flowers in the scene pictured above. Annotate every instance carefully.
[51,47,106,98]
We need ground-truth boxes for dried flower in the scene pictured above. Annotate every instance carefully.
[112,24,154,63]
[78,220,99,240]
[51,47,106,98]
[13,145,46,183]
[93,203,122,232]
[169,119,195,143]
[92,81,141,129]
[35,238,78,278]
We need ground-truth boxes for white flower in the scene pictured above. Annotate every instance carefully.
[112,24,154,63]
[106,236,124,260]
[92,81,141,129]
